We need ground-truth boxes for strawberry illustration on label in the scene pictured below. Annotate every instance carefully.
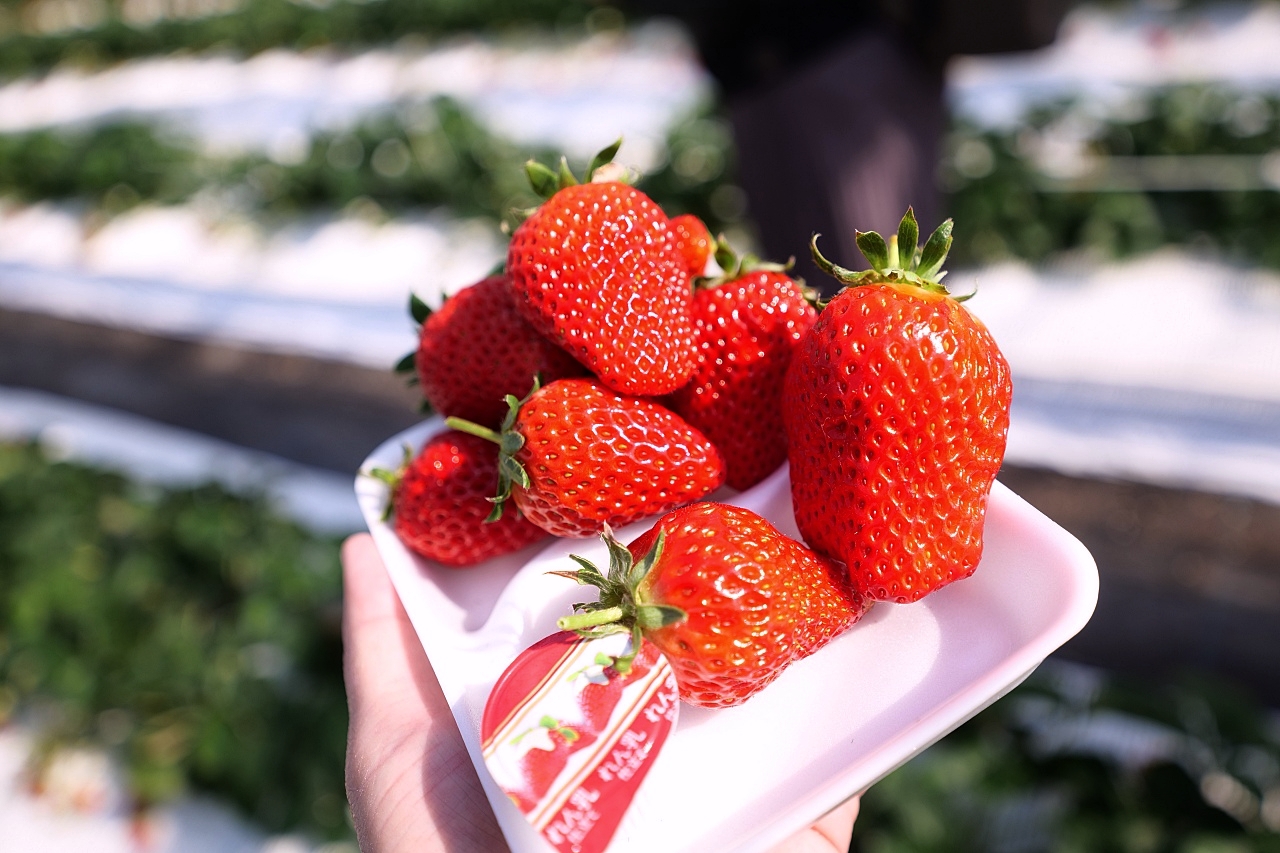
[576,652,652,736]
[482,631,678,853]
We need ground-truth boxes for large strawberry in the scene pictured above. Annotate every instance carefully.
[369,429,549,567]
[556,502,868,708]
[665,237,817,490]
[506,144,697,397]
[447,378,725,538]
[783,209,1012,604]
[395,273,587,429]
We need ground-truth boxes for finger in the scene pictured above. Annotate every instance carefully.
[768,795,861,853]
[341,533,442,725]
[811,795,860,850]
[341,535,510,852]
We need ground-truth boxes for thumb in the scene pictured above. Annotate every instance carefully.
[341,533,444,727]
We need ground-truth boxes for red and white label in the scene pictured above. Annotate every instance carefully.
[481,631,678,853]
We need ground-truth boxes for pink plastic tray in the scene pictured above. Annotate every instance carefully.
[356,417,1098,852]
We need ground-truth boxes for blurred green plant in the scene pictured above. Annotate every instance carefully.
[0,0,614,80]
[228,98,561,226]
[634,108,745,238]
[0,98,557,224]
[0,96,747,236]
[855,663,1280,853]
[946,85,1280,270]
[0,440,350,839]
[0,122,207,209]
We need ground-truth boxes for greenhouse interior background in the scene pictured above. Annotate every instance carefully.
[1,0,1280,850]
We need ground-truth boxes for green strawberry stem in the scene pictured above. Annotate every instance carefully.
[442,380,540,522]
[559,606,625,631]
[810,207,961,298]
[552,527,687,670]
[445,418,501,444]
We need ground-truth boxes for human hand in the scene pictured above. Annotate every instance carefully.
[342,532,860,852]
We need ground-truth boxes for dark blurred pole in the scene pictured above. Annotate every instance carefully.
[727,29,947,289]
[630,0,1076,292]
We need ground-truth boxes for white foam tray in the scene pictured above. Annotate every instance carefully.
[356,417,1099,852]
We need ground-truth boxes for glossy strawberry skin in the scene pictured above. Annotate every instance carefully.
[782,282,1012,603]
[668,213,712,277]
[393,430,549,567]
[510,378,725,538]
[665,271,816,490]
[415,274,586,429]
[507,182,696,397]
[627,502,867,708]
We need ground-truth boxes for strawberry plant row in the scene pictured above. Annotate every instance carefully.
[0,99,742,237]
[0,440,352,839]
[856,663,1280,851]
[947,84,1280,270]
[0,0,606,80]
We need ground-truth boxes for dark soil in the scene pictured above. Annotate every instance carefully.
[999,466,1280,708]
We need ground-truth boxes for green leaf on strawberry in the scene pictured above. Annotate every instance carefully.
[812,207,956,297]
[524,138,625,200]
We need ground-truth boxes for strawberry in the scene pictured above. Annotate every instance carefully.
[513,716,588,804]
[783,209,1012,603]
[447,378,725,539]
[395,273,587,429]
[369,429,549,567]
[668,213,712,277]
[557,502,868,708]
[664,237,817,490]
[573,648,655,735]
[507,143,697,397]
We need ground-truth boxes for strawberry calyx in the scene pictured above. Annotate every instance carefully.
[395,291,449,412]
[810,207,964,302]
[444,379,539,522]
[553,526,685,673]
[693,233,792,285]
[392,292,435,393]
[364,443,413,522]
[511,715,581,748]
[566,651,621,682]
[696,233,820,307]
[525,138,625,200]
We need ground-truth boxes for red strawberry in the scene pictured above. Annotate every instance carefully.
[370,429,549,567]
[507,145,696,397]
[397,274,587,429]
[573,647,655,735]
[447,378,725,539]
[783,209,1012,603]
[668,213,712,277]
[665,237,817,490]
[515,716,587,804]
[557,502,867,708]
